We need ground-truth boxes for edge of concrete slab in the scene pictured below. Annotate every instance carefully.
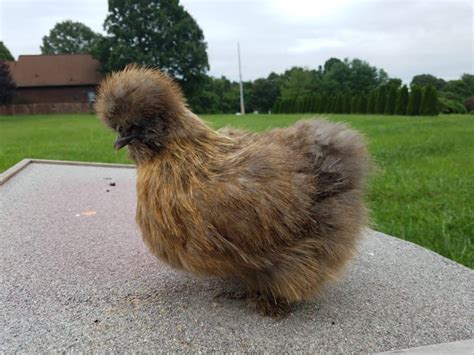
[0,158,135,186]
[378,339,474,354]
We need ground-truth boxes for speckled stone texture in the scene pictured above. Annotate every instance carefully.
[0,162,472,353]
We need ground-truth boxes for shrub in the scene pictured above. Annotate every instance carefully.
[464,96,474,112]
[439,97,467,114]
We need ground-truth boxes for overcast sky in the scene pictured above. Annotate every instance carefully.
[0,0,472,82]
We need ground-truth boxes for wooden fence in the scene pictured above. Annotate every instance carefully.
[0,103,94,115]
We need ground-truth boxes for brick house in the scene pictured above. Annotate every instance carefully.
[5,54,102,104]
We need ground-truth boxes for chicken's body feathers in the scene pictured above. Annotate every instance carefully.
[136,116,368,305]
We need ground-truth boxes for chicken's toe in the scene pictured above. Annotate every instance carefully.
[250,293,292,318]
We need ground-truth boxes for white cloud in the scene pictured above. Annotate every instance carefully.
[289,38,345,53]
[263,0,354,22]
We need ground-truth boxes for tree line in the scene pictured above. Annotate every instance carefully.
[272,83,438,116]
[0,0,473,114]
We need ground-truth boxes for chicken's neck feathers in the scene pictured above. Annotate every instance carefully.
[137,109,236,187]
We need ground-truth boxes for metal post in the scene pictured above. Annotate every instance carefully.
[238,43,245,115]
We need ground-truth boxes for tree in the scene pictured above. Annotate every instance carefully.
[313,95,322,113]
[342,93,351,113]
[439,97,467,114]
[395,85,409,115]
[272,100,282,113]
[348,59,386,93]
[323,57,343,73]
[442,80,470,101]
[464,96,474,112]
[334,93,343,113]
[250,73,280,113]
[384,86,397,114]
[0,42,14,61]
[295,98,305,113]
[320,94,328,113]
[303,96,312,112]
[0,62,16,105]
[96,0,209,102]
[366,90,376,114]
[407,85,422,115]
[350,96,358,113]
[420,85,439,115]
[359,95,368,113]
[279,67,320,100]
[376,86,387,113]
[386,78,402,90]
[41,20,101,54]
[411,74,446,90]
[461,74,474,95]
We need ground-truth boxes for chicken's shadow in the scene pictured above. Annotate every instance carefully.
[112,275,331,320]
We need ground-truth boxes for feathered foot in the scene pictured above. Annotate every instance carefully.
[215,289,292,318]
[250,292,292,318]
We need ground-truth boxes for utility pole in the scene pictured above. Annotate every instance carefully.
[238,42,245,115]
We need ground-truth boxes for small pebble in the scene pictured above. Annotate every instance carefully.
[109,182,116,186]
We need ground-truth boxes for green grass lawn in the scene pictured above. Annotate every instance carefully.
[1,113,472,267]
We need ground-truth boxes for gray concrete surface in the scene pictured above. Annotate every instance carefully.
[0,162,472,353]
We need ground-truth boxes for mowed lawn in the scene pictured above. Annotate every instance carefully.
[0,113,472,267]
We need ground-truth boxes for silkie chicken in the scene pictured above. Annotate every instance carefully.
[95,66,371,317]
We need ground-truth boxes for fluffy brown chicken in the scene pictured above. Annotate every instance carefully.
[95,66,371,317]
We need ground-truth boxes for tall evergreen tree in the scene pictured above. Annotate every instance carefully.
[367,90,376,114]
[407,85,423,115]
[395,85,409,115]
[334,93,343,113]
[304,96,311,112]
[289,99,295,113]
[350,96,358,113]
[327,96,336,113]
[376,86,387,113]
[343,93,351,113]
[385,86,397,114]
[279,99,285,113]
[319,94,327,113]
[315,95,321,112]
[272,100,282,113]
[304,96,312,112]
[420,85,439,115]
[359,95,368,113]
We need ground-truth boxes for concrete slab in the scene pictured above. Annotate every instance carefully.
[378,339,474,354]
[0,161,472,353]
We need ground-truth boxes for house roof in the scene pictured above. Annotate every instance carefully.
[4,54,102,87]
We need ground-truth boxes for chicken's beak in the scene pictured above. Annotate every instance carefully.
[114,134,135,150]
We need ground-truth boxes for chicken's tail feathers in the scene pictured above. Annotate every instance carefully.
[297,119,372,200]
